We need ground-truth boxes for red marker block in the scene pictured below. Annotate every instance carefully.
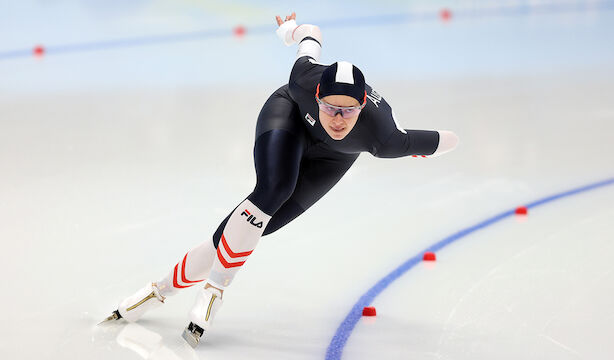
[362,306,376,316]
[233,25,246,37]
[515,206,528,215]
[440,8,452,22]
[423,252,436,261]
[33,45,45,57]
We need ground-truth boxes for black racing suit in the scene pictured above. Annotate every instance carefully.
[212,56,439,248]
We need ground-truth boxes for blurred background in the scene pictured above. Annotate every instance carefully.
[2,0,614,92]
[1,1,613,359]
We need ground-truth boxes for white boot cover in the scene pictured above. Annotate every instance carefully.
[118,283,165,322]
[207,199,271,289]
[188,287,224,331]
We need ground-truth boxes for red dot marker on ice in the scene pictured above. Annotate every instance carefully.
[362,306,377,316]
[515,206,528,215]
[33,45,45,57]
[423,252,436,261]
[440,8,452,22]
[233,25,246,37]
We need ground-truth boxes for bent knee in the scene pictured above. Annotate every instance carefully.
[257,178,296,204]
[250,179,296,215]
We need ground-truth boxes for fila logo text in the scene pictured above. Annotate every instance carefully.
[240,209,263,228]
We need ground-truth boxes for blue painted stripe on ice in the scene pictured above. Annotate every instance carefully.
[2,1,614,61]
[0,25,272,61]
[325,177,614,359]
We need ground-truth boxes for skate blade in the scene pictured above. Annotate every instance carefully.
[98,310,121,325]
[182,327,201,348]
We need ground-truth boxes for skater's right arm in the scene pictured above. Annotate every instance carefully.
[275,12,322,62]
[275,13,325,99]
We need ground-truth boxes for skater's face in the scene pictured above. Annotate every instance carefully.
[318,95,361,140]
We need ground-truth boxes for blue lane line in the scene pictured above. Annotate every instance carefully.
[2,1,614,61]
[325,176,614,360]
[0,25,272,61]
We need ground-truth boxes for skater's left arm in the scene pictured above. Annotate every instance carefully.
[375,127,459,158]
[371,103,458,158]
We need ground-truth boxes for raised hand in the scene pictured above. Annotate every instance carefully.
[275,12,296,27]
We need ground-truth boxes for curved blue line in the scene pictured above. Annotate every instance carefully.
[325,177,614,359]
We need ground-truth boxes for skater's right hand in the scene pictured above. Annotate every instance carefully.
[275,12,299,46]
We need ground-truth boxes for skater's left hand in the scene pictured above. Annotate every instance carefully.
[275,12,296,27]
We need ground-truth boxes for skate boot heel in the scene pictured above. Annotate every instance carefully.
[182,322,204,348]
[182,287,223,347]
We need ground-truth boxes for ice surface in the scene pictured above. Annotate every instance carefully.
[1,1,614,359]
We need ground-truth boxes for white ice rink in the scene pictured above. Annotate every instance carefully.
[1,1,614,359]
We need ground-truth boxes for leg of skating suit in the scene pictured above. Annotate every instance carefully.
[207,127,305,288]
[205,85,309,289]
